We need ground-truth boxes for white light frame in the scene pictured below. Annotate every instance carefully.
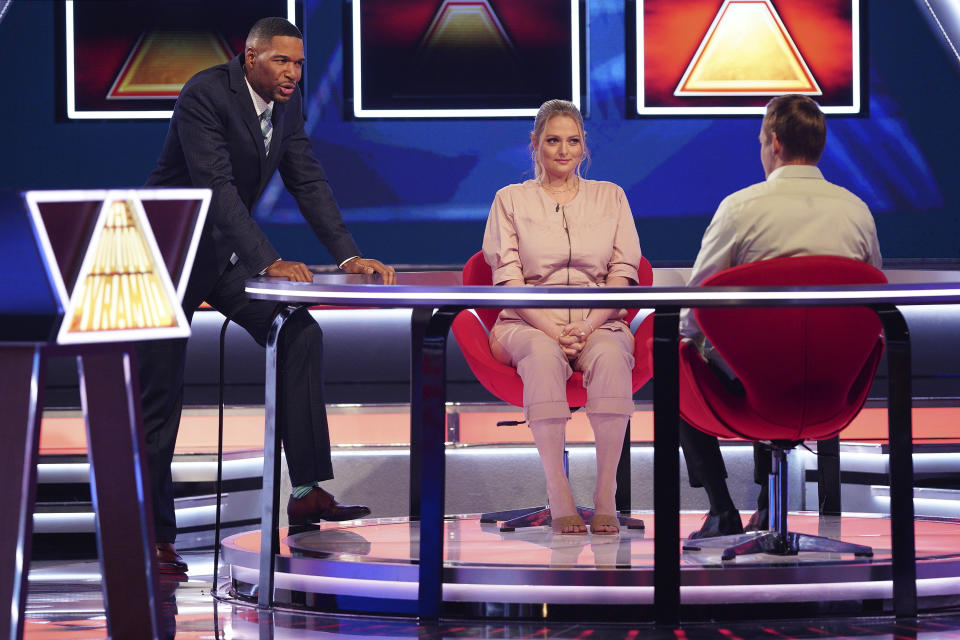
[228,561,960,605]
[64,0,298,120]
[24,189,210,344]
[351,0,582,118]
[635,0,861,116]
[244,283,960,305]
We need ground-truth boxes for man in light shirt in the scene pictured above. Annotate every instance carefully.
[679,94,882,540]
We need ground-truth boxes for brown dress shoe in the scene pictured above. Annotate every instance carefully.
[156,542,188,574]
[287,487,371,525]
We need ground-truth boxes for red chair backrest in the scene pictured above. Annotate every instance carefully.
[462,251,654,331]
[693,256,886,432]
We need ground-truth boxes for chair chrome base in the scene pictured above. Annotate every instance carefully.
[684,447,872,561]
[485,506,645,532]
[684,530,874,561]
[479,506,546,526]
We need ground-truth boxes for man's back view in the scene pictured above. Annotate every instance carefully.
[678,94,882,540]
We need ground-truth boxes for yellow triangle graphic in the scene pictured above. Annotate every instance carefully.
[418,0,514,56]
[108,30,233,99]
[63,198,182,339]
[675,0,820,96]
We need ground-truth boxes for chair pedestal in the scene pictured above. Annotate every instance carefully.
[684,530,873,561]
[683,447,873,561]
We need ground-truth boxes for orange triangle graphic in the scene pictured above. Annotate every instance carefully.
[675,0,820,96]
[61,198,185,341]
[418,0,515,56]
[107,30,233,99]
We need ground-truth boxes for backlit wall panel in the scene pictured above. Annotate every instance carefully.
[350,0,582,118]
[636,0,862,115]
[64,0,296,119]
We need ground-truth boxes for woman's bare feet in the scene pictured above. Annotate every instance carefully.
[591,488,619,534]
[551,513,587,534]
[547,479,586,534]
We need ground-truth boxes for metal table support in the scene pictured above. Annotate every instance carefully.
[258,305,299,610]
[651,307,681,625]
[875,304,917,618]
[1,343,161,640]
[817,436,842,516]
[0,346,44,640]
[408,307,435,521]
[413,306,462,621]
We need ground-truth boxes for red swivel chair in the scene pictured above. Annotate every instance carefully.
[452,251,654,531]
[679,256,886,560]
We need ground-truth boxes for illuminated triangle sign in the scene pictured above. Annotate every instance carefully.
[675,0,821,96]
[52,194,190,345]
[108,30,233,99]
[418,0,515,55]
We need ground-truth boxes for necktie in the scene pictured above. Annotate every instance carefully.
[260,105,273,154]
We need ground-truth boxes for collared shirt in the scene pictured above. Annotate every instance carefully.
[680,164,882,346]
[244,76,273,121]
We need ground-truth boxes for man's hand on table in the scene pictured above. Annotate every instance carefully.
[341,257,397,285]
[265,260,313,283]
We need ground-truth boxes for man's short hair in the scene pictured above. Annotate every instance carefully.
[247,17,303,48]
[762,95,827,163]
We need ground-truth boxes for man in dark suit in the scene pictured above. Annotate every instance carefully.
[139,17,396,573]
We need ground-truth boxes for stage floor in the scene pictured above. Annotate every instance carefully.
[21,550,960,639]
[220,512,960,620]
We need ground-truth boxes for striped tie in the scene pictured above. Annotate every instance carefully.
[260,105,273,154]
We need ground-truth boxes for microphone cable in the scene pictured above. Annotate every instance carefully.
[560,204,572,324]
[211,310,236,599]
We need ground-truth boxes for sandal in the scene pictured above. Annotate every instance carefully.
[590,513,620,535]
[551,514,587,535]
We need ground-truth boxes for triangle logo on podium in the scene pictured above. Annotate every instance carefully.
[675,0,821,96]
[58,196,188,343]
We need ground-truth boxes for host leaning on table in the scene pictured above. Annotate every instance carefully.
[136,16,395,574]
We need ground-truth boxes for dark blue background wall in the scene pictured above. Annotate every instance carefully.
[2,1,958,265]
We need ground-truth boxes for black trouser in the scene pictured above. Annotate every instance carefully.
[137,262,332,543]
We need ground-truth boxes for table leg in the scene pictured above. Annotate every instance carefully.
[415,307,461,622]
[259,305,297,610]
[652,306,681,625]
[615,420,632,513]
[0,346,44,640]
[817,437,841,516]
[875,305,917,618]
[78,345,160,639]
[409,308,433,520]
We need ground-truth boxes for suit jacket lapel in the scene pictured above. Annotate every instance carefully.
[228,55,269,168]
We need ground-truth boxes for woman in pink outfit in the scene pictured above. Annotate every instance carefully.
[482,100,643,535]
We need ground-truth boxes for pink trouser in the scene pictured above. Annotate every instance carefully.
[489,321,635,422]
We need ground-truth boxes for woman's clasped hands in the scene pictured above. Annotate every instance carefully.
[557,319,595,359]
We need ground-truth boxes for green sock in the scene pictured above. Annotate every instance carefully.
[291,482,317,499]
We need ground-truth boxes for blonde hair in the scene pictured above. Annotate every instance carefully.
[529,99,590,181]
